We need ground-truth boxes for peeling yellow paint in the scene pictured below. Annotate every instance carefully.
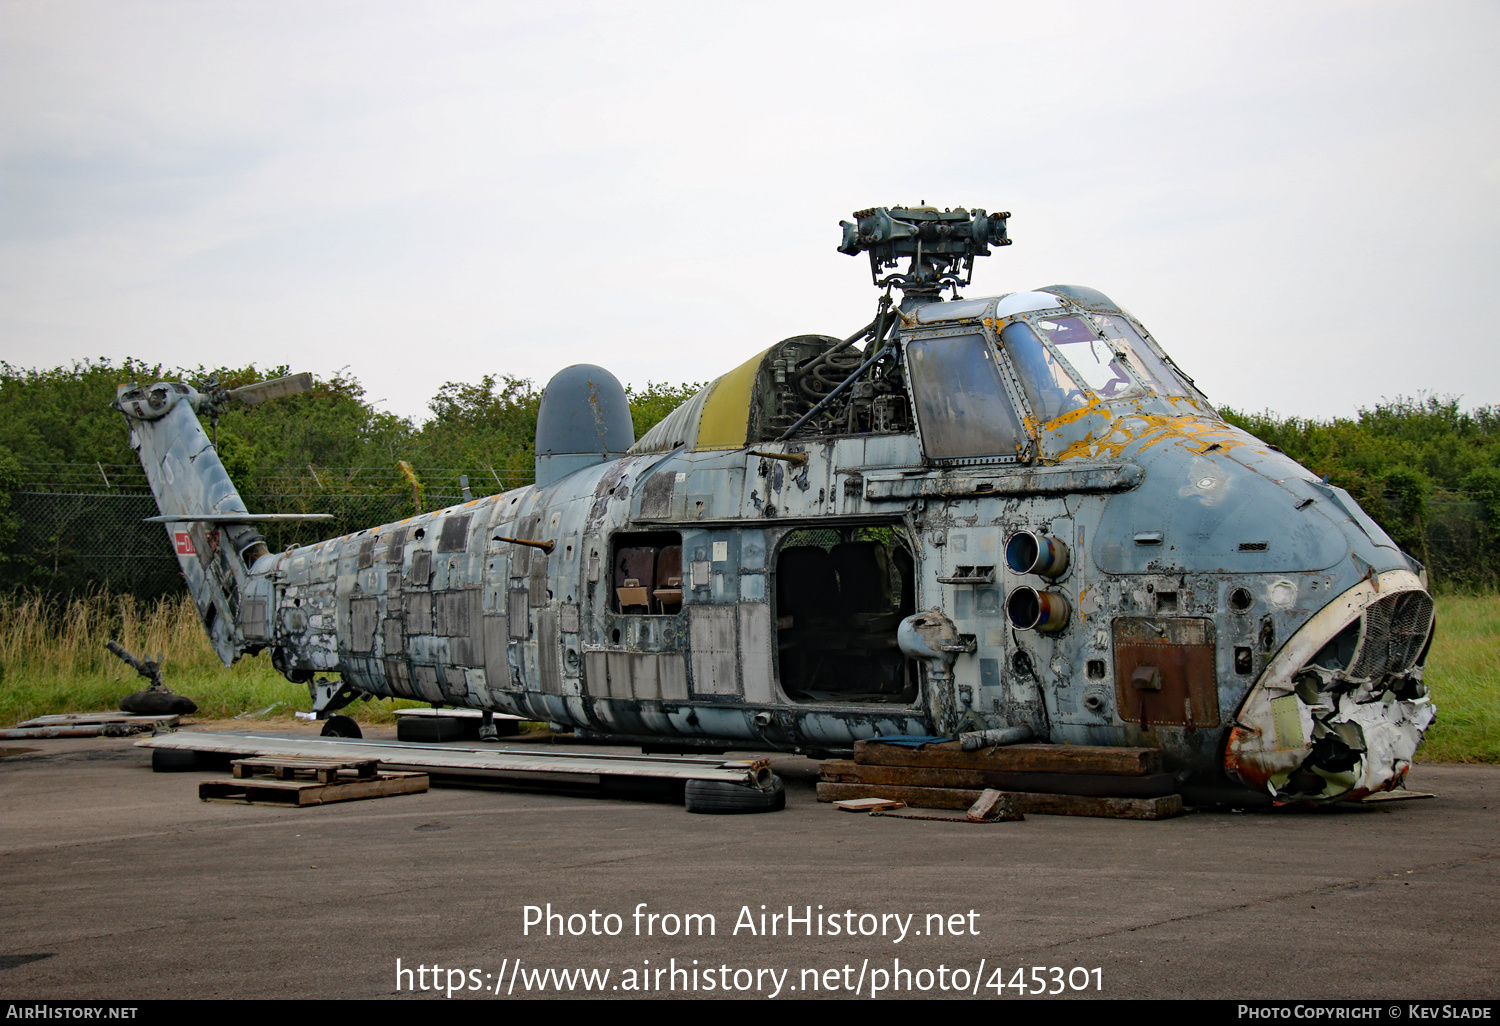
[1051,409,1251,463]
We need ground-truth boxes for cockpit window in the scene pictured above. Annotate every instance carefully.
[906,333,1025,459]
[1035,315,1140,400]
[1087,313,1195,398]
[999,322,1089,424]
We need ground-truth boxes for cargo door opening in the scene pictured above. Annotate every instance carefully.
[775,526,916,703]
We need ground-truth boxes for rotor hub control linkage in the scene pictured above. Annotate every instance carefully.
[838,205,1010,304]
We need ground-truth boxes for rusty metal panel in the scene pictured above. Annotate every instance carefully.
[508,587,529,639]
[350,597,378,653]
[1112,617,1219,728]
[357,535,377,569]
[405,592,433,635]
[738,603,772,703]
[560,603,581,633]
[438,513,472,553]
[690,605,739,696]
[382,618,402,655]
[537,608,561,694]
[639,471,676,518]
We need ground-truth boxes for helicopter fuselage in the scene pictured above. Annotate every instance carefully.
[116,281,1434,805]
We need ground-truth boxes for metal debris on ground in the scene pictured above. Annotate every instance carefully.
[833,797,906,812]
[1,711,178,740]
[108,641,198,715]
[1358,790,1436,803]
[234,703,286,719]
[869,809,1022,824]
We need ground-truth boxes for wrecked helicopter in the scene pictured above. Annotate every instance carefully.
[113,204,1435,804]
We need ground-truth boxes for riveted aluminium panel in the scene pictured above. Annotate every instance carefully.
[537,608,562,694]
[739,603,772,703]
[690,605,739,696]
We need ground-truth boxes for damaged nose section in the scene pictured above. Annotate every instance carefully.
[1225,570,1435,804]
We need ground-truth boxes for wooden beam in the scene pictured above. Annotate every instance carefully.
[815,781,1182,820]
[852,740,1161,775]
[821,760,1177,798]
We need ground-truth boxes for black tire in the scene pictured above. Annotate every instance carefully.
[684,775,786,814]
[320,715,362,739]
[396,715,471,743]
[121,690,198,716]
[151,747,200,772]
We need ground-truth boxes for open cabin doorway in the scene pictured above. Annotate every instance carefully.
[774,524,917,703]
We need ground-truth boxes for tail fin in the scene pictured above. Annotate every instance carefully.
[114,381,273,665]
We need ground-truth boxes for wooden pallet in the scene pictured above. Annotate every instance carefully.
[201,757,428,806]
[231,755,380,783]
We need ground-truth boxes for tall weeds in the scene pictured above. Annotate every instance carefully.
[0,591,309,724]
[0,592,219,684]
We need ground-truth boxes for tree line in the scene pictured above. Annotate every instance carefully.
[1,360,1496,592]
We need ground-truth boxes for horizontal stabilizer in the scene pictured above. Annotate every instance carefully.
[143,513,336,524]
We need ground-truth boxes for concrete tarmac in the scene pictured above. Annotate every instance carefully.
[1,725,1497,1001]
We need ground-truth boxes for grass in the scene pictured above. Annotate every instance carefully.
[0,592,411,727]
[1415,593,1500,764]
[1,592,1495,763]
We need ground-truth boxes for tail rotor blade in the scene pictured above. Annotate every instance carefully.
[226,372,314,405]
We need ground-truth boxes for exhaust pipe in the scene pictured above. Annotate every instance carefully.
[1007,586,1071,633]
[1005,531,1070,578]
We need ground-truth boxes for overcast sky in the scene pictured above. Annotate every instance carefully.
[3,0,1497,425]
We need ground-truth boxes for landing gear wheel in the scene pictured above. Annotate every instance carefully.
[684,775,786,814]
[320,715,362,739]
